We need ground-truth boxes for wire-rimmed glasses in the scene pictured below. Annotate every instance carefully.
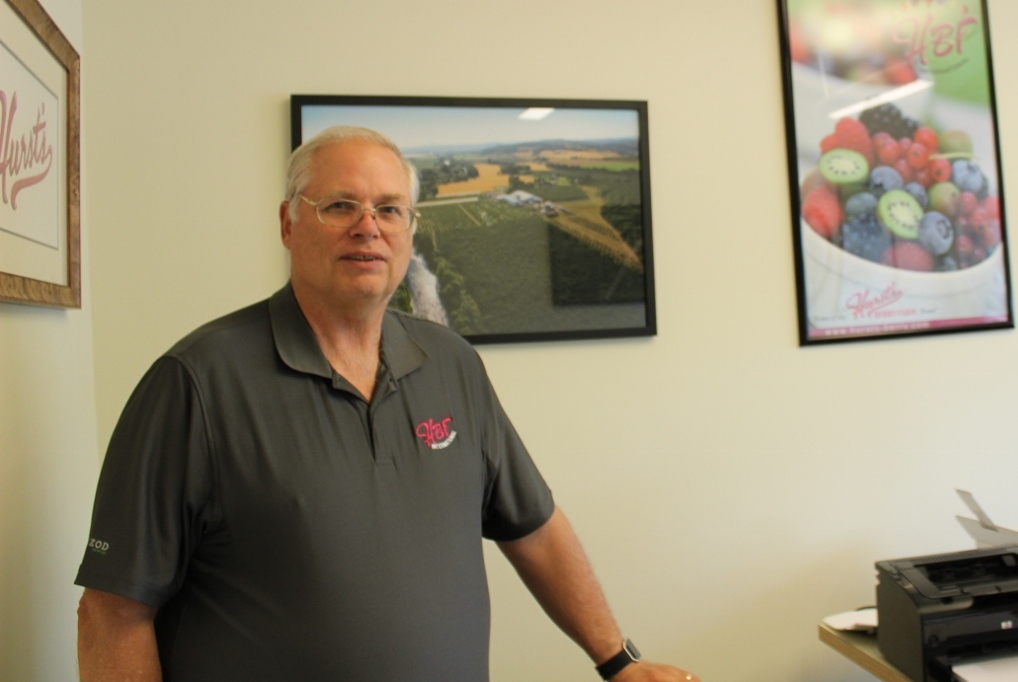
[299,194,419,233]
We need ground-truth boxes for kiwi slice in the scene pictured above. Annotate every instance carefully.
[877,189,923,239]
[818,149,869,185]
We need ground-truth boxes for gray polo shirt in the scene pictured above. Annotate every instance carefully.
[75,283,554,681]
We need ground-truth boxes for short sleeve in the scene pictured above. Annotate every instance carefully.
[477,360,554,541]
[74,355,217,608]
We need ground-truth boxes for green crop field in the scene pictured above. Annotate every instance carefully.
[411,196,648,338]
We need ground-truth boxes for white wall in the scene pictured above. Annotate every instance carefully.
[0,1,94,680]
[75,1,1018,681]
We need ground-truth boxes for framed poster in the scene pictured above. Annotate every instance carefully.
[291,94,656,345]
[777,0,1011,344]
[0,0,81,308]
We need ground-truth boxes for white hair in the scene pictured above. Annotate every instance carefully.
[284,125,420,222]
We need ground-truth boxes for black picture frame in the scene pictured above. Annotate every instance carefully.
[290,94,656,345]
[777,0,1012,344]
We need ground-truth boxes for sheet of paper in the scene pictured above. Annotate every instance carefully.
[955,490,1018,548]
[953,654,1018,682]
[821,608,877,632]
[957,489,998,530]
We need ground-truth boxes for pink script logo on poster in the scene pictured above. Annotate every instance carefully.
[0,38,59,249]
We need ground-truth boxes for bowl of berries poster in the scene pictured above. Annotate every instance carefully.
[777,0,1012,344]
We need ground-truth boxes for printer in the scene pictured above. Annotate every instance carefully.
[876,544,1018,681]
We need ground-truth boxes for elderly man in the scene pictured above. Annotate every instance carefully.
[75,126,699,682]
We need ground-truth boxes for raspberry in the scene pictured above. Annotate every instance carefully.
[875,135,902,165]
[958,192,978,215]
[956,232,974,252]
[893,158,914,184]
[882,241,934,271]
[872,132,894,147]
[981,195,1000,220]
[802,185,843,240]
[969,207,989,228]
[914,167,932,188]
[975,220,1001,249]
[831,117,875,166]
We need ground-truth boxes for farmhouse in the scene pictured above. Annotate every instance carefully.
[493,190,542,206]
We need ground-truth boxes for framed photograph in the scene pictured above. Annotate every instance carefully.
[777,0,1011,344]
[291,94,655,345]
[0,0,80,308]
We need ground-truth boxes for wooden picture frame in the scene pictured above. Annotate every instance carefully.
[0,0,81,308]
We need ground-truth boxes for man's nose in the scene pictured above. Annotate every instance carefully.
[349,207,382,235]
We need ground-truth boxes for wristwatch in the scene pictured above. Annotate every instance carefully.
[595,639,641,680]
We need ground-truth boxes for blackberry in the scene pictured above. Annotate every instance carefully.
[859,103,919,140]
[841,213,892,263]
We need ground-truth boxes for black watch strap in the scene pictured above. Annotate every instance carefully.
[595,639,641,680]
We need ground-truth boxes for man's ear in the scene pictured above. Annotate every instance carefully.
[279,201,292,247]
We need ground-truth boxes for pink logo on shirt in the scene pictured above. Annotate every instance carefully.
[416,417,457,450]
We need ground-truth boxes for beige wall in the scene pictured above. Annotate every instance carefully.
[0,1,94,680]
[4,0,1018,679]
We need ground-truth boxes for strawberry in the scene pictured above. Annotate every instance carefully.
[884,57,917,85]
[802,185,843,240]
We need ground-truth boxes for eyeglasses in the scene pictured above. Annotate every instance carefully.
[299,194,419,233]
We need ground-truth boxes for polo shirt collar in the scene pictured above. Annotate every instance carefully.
[269,283,333,379]
[269,283,428,382]
[380,311,428,380]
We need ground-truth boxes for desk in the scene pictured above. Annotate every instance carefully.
[818,623,912,682]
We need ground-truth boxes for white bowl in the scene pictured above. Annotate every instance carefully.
[800,223,1009,339]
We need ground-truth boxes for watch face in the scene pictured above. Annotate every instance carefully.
[623,639,642,661]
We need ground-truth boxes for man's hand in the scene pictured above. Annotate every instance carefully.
[613,660,701,681]
[498,508,700,682]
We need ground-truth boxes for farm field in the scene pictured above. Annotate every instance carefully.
[435,163,508,196]
[399,139,649,339]
[413,194,647,338]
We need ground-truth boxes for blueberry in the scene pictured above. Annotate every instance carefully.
[917,211,954,256]
[952,160,988,197]
[868,166,904,197]
[903,182,929,210]
[841,213,892,263]
[935,255,959,272]
[844,191,878,218]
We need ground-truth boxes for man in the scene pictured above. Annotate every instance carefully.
[76,126,700,682]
